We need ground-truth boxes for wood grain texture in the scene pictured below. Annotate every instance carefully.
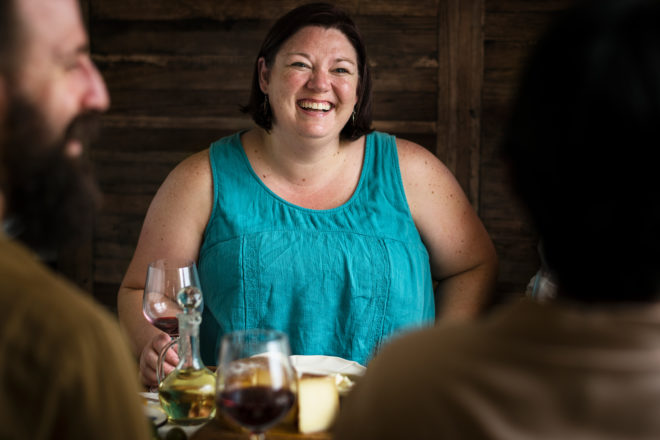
[91,0,439,20]
[480,0,578,301]
[485,0,575,12]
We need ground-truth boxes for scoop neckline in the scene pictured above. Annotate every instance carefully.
[235,131,371,214]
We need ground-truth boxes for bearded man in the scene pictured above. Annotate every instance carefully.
[0,0,150,438]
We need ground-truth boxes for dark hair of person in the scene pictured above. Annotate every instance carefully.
[0,0,18,76]
[502,0,660,303]
[241,2,373,141]
[1,0,17,191]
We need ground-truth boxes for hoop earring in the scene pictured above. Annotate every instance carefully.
[351,109,356,125]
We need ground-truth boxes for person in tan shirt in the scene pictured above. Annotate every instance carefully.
[0,0,150,438]
[334,0,660,438]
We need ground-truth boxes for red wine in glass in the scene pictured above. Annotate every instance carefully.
[218,386,295,432]
[142,259,203,385]
[217,330,297,440]
[150,316,179,337]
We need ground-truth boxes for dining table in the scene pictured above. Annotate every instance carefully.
[149,355,363,440]
[156,412,333,440]
[187,418,332,440]
[147,390,334,440]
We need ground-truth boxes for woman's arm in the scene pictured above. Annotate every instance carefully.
[117,149,213,386]
[398,139,498,320]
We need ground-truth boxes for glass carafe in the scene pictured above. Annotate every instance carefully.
[158,287,216,424]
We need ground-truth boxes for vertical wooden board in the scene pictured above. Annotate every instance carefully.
[437,0,483,205]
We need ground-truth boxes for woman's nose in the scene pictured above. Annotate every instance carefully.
[306,69,330,92]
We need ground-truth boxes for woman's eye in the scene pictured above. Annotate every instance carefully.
[335,67,349,74]
[291,62,308,68]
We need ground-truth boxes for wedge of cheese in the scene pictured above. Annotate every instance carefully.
[297,374,340,434]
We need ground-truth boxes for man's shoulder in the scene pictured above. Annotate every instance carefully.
[0,237,114,332]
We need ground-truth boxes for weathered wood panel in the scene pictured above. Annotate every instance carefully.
[66,0,579,312]
[102,89,437,123]
[486,0,574,12]
[436,0,483,209]
[480,0,576,300]
[90,0,440,20]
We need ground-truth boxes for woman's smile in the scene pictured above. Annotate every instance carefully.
[259,26,359,139]
[297,99,334,112]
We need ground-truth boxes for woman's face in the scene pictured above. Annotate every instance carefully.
[259,26,359,141]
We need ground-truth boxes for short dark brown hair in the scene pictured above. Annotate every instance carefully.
[241,2,373,141]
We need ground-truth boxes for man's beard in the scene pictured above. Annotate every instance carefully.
[0,93,102,254]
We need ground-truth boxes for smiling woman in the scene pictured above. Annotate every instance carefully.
[117,2,498,389]
[257,26,359,142]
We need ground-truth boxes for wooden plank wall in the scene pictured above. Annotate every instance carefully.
[71,0,574,312]
[481,0,575,299]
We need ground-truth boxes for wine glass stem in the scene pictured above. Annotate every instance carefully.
[249,433,265,440]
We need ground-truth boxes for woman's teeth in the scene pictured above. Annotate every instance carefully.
[299,101,331,111]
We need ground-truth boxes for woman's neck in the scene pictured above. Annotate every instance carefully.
[242,128,364,210]
[256,128,350,187]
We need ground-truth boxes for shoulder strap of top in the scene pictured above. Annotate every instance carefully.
[365,131,411,212]
[208,131,244,187]
[205,132,248,234]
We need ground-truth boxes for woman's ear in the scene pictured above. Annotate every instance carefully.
[257,57,269,94]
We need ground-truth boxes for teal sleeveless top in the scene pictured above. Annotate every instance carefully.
[198,131,434,366]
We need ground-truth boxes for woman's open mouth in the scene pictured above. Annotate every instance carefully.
[297,99,334,112]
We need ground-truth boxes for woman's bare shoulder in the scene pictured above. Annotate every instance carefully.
[169,148,211,181]
[147,148,213,219]
[395,137,455,186]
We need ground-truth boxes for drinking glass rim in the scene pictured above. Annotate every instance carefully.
[222,328,288,343]
[148,258,197,271]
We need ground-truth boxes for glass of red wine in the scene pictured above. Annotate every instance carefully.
[217,329,297,440]
[142,259,203,384]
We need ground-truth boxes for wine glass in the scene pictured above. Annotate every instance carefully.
[216,329,297,440]
[142,258,203,384]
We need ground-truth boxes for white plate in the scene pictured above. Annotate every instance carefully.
[289,355,366,377]
[140,393,168,428]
